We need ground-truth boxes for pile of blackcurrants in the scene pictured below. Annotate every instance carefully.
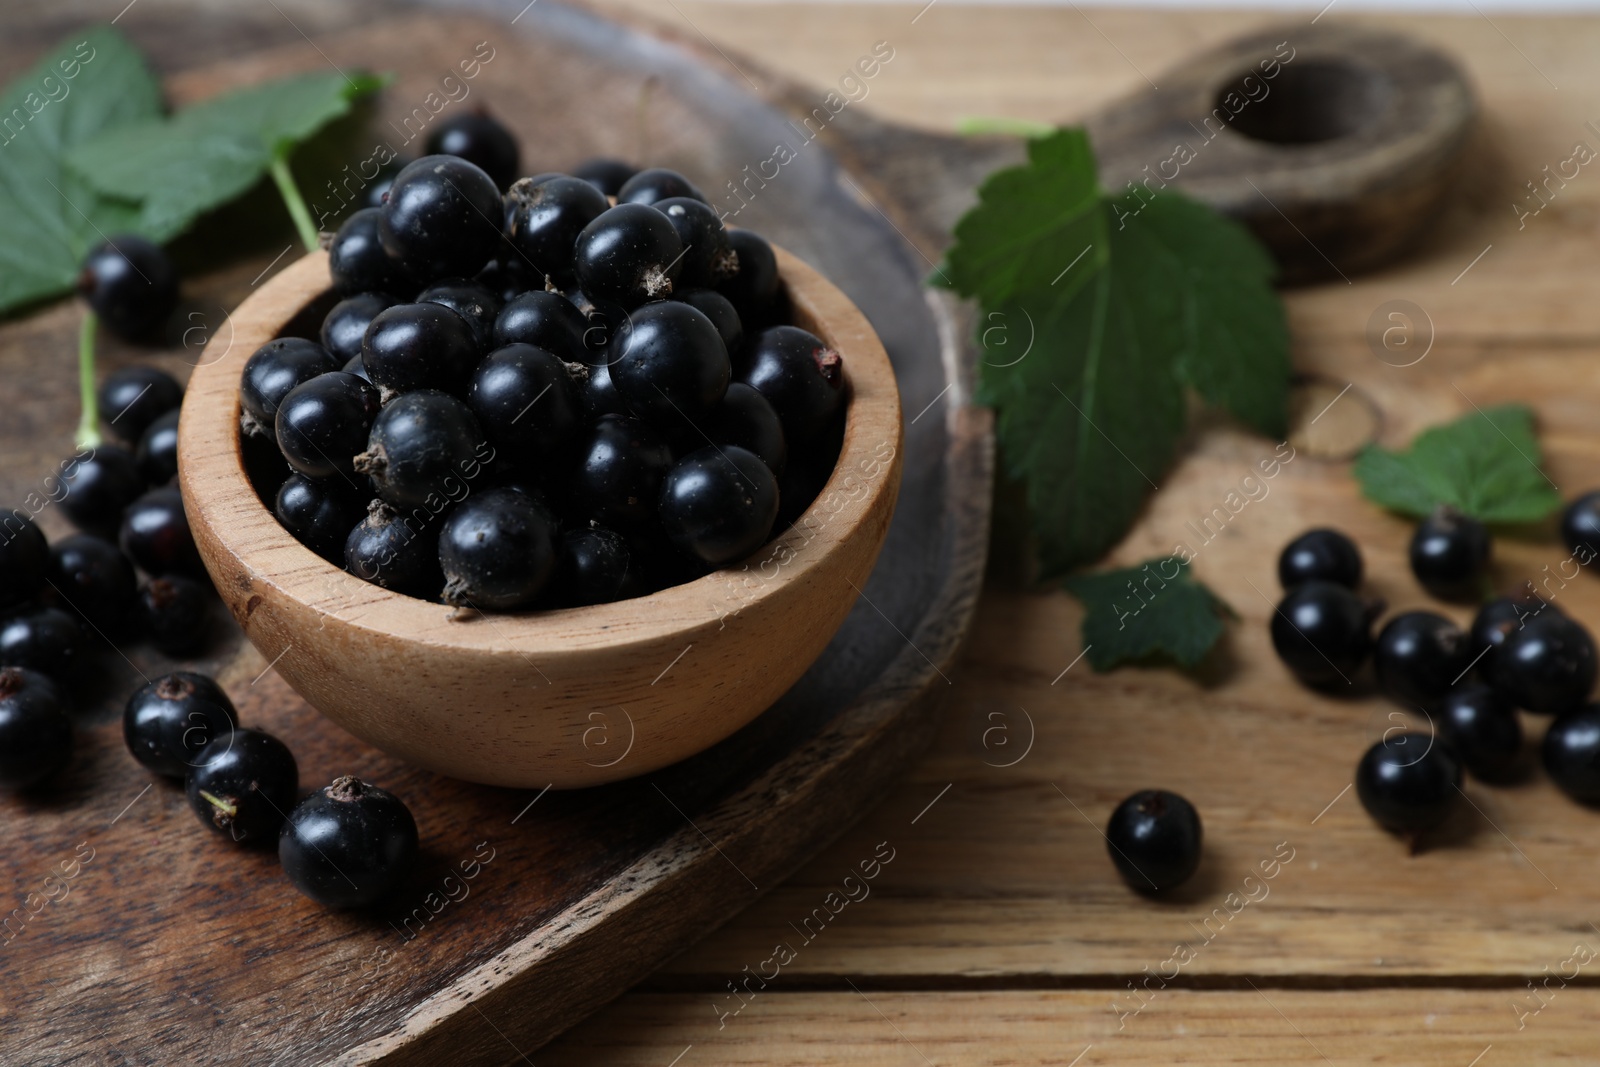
[250,151,845,611]
[1271,495,1600,847]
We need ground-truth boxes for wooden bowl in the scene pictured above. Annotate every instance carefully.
[178,248,902,788]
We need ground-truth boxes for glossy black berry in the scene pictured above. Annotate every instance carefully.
[563,286,629,361]
[1104,789,1202,893]
[280,776,419,908]
[1543,704,1600,803]
[1355,732,1461,836]
[571,415,673,527]
[1437,684,1522,781]
[556,525,631,606]
[1470,590,1554,667]
[573,203,684,308]
[1561,490,1600,559]
[123,671,239,778]
[659,446,779,566]
[617,167,707,206]
[1278,528,1362,590]
[1269,581,1373,689]
[467,344,581,468]
[739,326,844,444]
[240,338,340,436]
[0,608,86,684]
[366,157,407,208]
[0,511,50,611]
[1484,610,1597,715]
[494,290,588,361]
[776,405,845,530]
[120,486,204,579]
[328,207,408,296]
[418,280,502,352]
[579,360,631,421]
[355,391,488,510]
[679,289,744,357]
[504,175,610,281]
[572,158,637,196]
[1409,507,1491,601]
[138,576,210,656]
[186,729,299,845]
[275,371,381,482]
[361,302,482,398]
[1373,611,1472,708]
[0,668,72,789]
[707,382,786,477]
[425,108,520,189]
[321,292,399,365]
[719,229,780,318]
[135,409,180,485]
[653,197,735,290]
[378,155,505,282]
[99,365,183,444]
[60,445,145,534]
[77,235,179,341]
[608,301,730,429]
[345,502,444,599]
[438,488,556,610]
[275,473,367,564]
[49,534,136,633]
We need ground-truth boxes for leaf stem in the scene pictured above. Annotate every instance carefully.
[75,312,101,451]
[269,153,321,252]
[955,116,1058,139]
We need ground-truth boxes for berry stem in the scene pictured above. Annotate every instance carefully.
[269,152,321,253]
[74,311,102,451]
[954,116,1057,139]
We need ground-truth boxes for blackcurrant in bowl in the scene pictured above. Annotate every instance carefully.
[178,241,900,788]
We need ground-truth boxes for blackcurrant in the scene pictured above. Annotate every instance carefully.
[425,108,520,190]
[617,167,707,206]
[275,371,381,482]
[776,406,844,530]
[571,415,673,528]
[345,502,444,599]
[0,608,87,684]
[135,409,180,485]
[572,158,637,196]
[1409,507,1491,602]
[679,288,744,357]
[366,157,406,208]
[275,473,367,564]
[439,488,556,610]
[186,728,299,845]
[573,203,684,307]
[77,235,179,341]
[418,280,502,353]
[328,207,408,296]
[579,359,631,421]
[1437,684,1522,781]
[379,155,505,282]
[361,302,482,398]
[654,197,736,290]
[467,344,582,468]
[0,668,72,789]
[563,286,629,361]
[99,365,183,444]
[60,445,145,534]
[1484,610,1597,715]
[321,292,399,365]
[355,390,488,510]
[240,337,340,436]
[1278,527,1362,590]
[280,776,419,908]
[555,525,631,606]
[739,326,844,444]
[1561,490,1600,560]
[138,576,211,656]
[1269,581,1373,689]
[659,446,779,566]
[608,301,730,429]
[1470,589,1554,667]
[707,382,786,477]
[120,486,204,579]
[1104,789,1202,893]
[0,511,50,611]
[1355,732,1462,837]
[1373,611,1473,708]
[493,290,589,361]
[504,175,610,281]
[123,671,238,778]
[718,229,781,320]
[1542,704,1600,804]
[49,533,137,633]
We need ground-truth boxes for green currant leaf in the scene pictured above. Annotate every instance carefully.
[0,28,162,315]
[1353,403,1562,524]
[68,71,386,241]
[1064,557,1235,670]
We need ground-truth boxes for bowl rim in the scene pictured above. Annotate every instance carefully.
[178,245,903,656]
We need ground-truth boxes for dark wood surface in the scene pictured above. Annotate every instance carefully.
[0,3,991,1063]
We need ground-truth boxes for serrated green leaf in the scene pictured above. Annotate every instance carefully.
[68,71,386,241]
[1353,404,1562,524]
[0,28,162,315]
[1064,557,1234,670]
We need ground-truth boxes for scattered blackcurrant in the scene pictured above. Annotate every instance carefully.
[1104,789,1202,893]
[1278,527,1362,590]
[1373,611,1472,708]
[98,365,182,444]
[1561,490,1600,561]
[138,576,211,656]
[0,511,50,611]
[1542,704,1600,804]
[1269,581,1373,690]
[49,533,137,633]
[280,776,418,908]
[1355,732,1462,838]
[0,668,72,789]
[120,486,204,579]
[60,446,145,534]
[0,608,87,684]
[1437,683,1522,781]
[123,671,238,778]
[1484,610,1597,715]
[136,409,180,485]
[77,235,179,341]
[187,729,299,845]
[1409,507,1491,601]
